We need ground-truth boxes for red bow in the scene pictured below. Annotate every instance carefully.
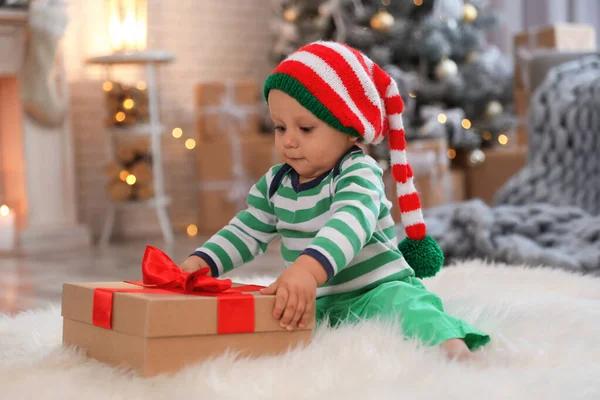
[92,246,263,334]
[134,245,235,293]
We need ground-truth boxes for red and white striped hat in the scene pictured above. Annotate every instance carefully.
[264,41,444,277]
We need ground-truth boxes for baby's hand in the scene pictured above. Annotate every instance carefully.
[179,255,210,275]
[260,255,326,330]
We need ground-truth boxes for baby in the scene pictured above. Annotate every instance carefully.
[181,41,489,360]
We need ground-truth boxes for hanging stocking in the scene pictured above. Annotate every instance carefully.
[20,1,69,128]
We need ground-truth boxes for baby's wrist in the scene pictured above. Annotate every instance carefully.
[190,251,221,277]
[189,254,207,264]
[296,254,328,286]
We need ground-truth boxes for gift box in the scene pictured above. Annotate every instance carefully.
[513,70,530,147]
[449,169,466,203]
[61,247,313,377]
[195,79,262,144]
[516,122,528,146]
[384,170,462,219]
[384,138,457,218]
[405,138,450,174]
[514,88,529,118]
[456,146,528,205]
[514,23,597,89]
[195,134,282,235]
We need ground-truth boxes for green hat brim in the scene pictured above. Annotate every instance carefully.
[263,72,361,139]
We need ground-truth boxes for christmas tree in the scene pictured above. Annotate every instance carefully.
[269,0,517,162]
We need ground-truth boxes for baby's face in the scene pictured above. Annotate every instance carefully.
[268,89,357,182]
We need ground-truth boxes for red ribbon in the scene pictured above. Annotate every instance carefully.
[92,246,264,334]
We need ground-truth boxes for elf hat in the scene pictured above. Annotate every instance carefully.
[263,41,443,278]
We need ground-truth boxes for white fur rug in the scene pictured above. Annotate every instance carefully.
[2,260,600,400]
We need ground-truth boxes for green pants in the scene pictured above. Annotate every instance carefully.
[315,276,490,350]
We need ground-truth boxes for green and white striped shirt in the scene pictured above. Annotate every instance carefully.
[194,146,414,298]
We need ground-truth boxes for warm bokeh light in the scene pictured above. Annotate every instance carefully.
[447,149,456,159]
[185,138,196,149]
[102,81,113,92]
[186,224,198,237]
[461,118,472,129]
[438,113,447,124]
[498,134,509,145]
[172,127,183,138]
[283,6,299,22]
[126,174,137,185]
[123,99,135,109]
[115,112,126,122]
[0,205,9,217]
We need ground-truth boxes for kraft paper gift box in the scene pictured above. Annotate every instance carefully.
[514,89,529,145]
[384,138,455,218]
[61,246,313,377]
[195,79,262,144]
[194,78,280,235]
[453,147,528,205]
[514,23,597,89]
[195,134,282,235]
[514,89,529,118]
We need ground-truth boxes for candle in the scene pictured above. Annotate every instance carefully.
[0,204,16,251]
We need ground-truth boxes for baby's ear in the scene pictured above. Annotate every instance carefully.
[348,135,360,143]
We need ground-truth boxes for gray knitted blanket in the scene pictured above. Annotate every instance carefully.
[494,55,600,214]
[406,200,600,273]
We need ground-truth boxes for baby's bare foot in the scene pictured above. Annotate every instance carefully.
[440,338,476,362]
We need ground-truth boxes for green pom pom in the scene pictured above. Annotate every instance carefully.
[398,234,445,279]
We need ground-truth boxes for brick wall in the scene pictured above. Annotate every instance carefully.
[64,0,273,240]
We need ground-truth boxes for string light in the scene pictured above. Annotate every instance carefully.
[482,131,492,141]
[126,174,137,185]
[447,149,456,159]
[172,127,183,138]
[185,138,196,150]
[123,98,135,109]
[461,118,472,129]
[414,0,423,5]
[119,170,129,181]
[0,204,9,217]
[498,134,509,145]
[186,224,198,237]
[408,92,417,98]
[438,113,447,124]
[136,81,147,90]
[115,112,126,122]
[102,81,113,92]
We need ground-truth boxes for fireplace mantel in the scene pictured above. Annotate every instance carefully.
[0,9,91,254]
